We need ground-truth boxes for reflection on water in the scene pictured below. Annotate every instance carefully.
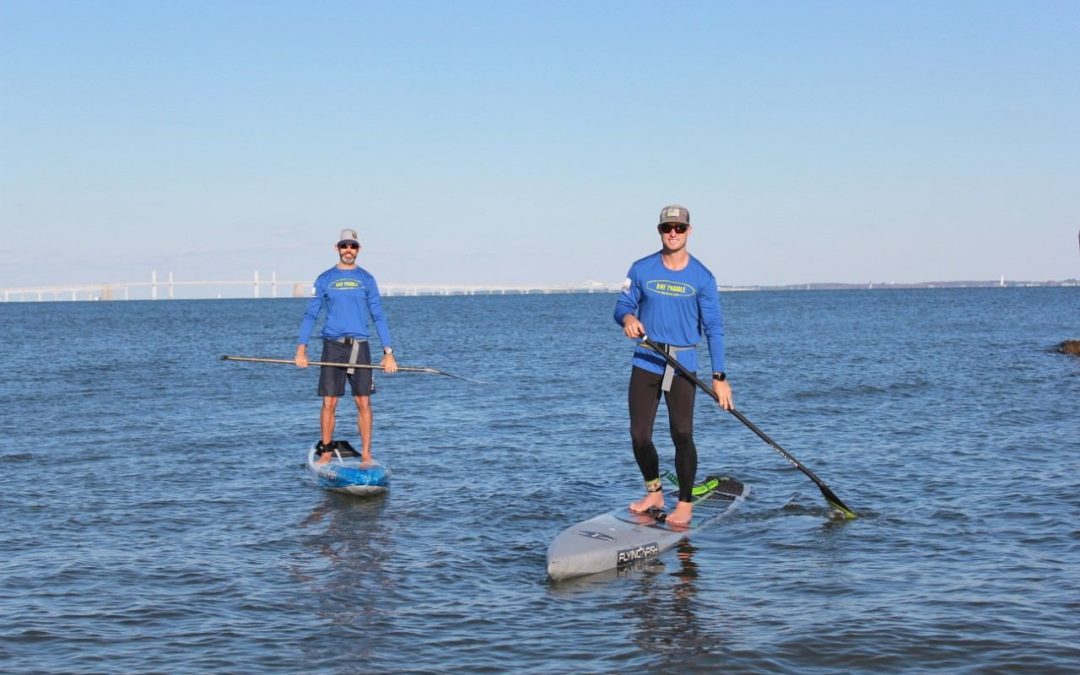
[628,541,712,660]
[291,492,395,664]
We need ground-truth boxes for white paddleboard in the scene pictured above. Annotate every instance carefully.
[547,474,748,581]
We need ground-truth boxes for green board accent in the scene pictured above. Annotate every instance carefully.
[663,471,728,498]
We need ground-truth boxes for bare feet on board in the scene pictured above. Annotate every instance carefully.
[665,501,693,527]
[629,491,665,514]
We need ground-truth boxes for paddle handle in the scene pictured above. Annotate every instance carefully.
[220,355,486,384]
[222,355,402,371]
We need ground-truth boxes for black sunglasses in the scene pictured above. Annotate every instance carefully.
[658,223,688,234]
[338,242,359,250]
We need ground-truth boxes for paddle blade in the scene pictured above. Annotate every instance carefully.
[822,490,858,520]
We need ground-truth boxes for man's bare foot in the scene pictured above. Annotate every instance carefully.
[629,491,665,513]
[316,452,333,465]
[665,501,693,527]
[360,453,374,466]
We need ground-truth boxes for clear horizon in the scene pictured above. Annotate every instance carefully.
[2,1,1078,289]
[3,272,1077,304]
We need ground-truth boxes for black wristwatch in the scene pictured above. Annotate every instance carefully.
[383,347,394,356]
[712,372,727,382]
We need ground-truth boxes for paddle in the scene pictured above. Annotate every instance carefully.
[220,355,486,384]
[639,335,857,519]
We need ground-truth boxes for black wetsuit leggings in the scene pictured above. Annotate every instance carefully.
[628,366,697,503]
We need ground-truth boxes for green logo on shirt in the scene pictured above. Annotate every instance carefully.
[332,279,362,290]
[646,280,695,297]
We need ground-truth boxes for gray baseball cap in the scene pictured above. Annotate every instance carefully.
[338,228,360,245]
[658,205,690,226]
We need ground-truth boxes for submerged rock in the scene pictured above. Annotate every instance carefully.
[1058,340,1080,356]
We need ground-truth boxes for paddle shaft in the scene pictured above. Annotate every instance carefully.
[640,336,857,519]
[220,355,484,383]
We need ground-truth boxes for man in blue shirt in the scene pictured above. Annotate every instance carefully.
[614,205,733,526]
[295,228,397,465]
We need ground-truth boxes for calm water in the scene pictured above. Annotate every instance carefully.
[1,289,1078,673]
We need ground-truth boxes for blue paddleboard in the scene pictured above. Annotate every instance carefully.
[305,442,390,496]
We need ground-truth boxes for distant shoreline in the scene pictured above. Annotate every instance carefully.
[720,279,1080,292]
[1,278,1077,302]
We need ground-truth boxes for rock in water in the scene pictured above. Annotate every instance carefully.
[1058,340,1080,356]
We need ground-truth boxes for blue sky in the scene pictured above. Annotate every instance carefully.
[2,1,1077,288]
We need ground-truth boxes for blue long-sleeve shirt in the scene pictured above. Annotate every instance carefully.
[297,266,393,348]
[613,252,725,376]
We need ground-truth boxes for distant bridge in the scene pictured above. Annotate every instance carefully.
[0,271,301,302]
[0,271,622,302]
